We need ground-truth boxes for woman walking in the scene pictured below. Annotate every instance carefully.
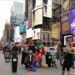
[62,43,74,75]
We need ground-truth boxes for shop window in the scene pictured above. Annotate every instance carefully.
[48,34,50,41]
[43,42,46,46]
[47,42,50,47]
[43,34,45,41]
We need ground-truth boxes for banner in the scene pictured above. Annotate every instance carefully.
[32,28,41,40]
[69,9,75,34]
[14,26,21,43]
[61,13,70,34]
[19,22,26,34]
[64,35,72,46]
[62,0,69,12]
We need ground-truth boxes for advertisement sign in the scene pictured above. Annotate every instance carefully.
[14,26,21,43]
[69,9,75,34]
[52,23,60,40]
[32,0,43,27]
[64,35,72,46]
[62,22,70,34]
[32,28,41,40]
[19,22,26,34]
[61,14,69,22]
[24,20,28,29]
[11,16,16,23]
[62,0,69,12]
[43,0,52,18]
[26,28,33,38]
[61,13,70,34]
[73,34,75,42]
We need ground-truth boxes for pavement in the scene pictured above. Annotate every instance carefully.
[0,51,75,75]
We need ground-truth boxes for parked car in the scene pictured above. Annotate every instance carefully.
[48,47,57,56]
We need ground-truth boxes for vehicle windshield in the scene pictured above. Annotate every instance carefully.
[49,48,55,50]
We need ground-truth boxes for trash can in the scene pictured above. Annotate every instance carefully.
[45,52,52,67]
[12,57,18,73]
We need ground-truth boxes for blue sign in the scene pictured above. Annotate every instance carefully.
[19,22,26,34]
[11,16,16,23]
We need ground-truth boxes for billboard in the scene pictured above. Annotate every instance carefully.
[24,20,28,29]
[11,16,16,23]
[43,0,52,18]
[64,35,72,46]
[61,13,70,34]
[62,0,69,12]
[69,9,75,34]
[32,28,41,40]
[32,0,43,27]
[19,21,26,34]
[26,28,33,38]
[14,26,21,43]
[52,23,60,40]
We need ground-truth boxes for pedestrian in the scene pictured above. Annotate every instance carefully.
[21,43,29,66]
[25,50,34,69]
[55,45,63,68]
[62,43,74,75]
[11,43,19,73]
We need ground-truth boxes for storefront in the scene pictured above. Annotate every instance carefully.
[61,9,75,46]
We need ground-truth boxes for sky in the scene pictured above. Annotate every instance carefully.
[0,0,24,40]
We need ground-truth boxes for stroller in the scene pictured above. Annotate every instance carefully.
[4,49,11,62]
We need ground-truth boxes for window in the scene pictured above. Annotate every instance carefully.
[70,1,75,10]
[47,42,50,47]
[43,42,46,46]
[48,34,50,41]
[43,34,45,41]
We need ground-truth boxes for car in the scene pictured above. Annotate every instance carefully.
[48,47,57,56]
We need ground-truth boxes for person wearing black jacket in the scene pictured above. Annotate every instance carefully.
[62,43,74,75]
[11,43,18,73]
[21,43,29,65]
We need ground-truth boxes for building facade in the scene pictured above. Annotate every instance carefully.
[11,1,24,25]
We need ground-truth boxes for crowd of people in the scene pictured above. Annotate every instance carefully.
[1,41,75,75]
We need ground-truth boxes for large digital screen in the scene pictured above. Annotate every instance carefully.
[62,0,69,12]
[14,26,21,43]
[26,28,33,38]
[32,0,43,27]
[19,21,26,34]
[64,35,72,46]
[61,13,70,34]
[69,9,75,34]
[32,28,41,40]
[43,0,52,18]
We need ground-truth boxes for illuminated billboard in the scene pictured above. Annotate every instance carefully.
[43,0,52,18]
[32,0,43,27]
[69,9,75,34]
[64,35,72,46]
[62,0,69,12]
[14,26,21,43]
[61,13,70,34]
[32,28,41,40]
[26,28,33,38]
[19,21,26,34]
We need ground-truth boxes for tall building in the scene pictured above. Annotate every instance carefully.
[11,1,24,25]
[1,23,11,43]
[10,1,24,43]
[25,0,53,46]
